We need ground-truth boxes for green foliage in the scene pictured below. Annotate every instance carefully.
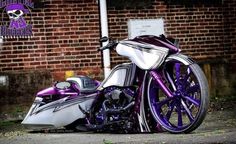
[0,121,15,127]
[103,139,113,144]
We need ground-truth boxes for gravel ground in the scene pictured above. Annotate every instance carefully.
[0,108,236,144]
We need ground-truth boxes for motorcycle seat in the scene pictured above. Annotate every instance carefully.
[66,76,99,94]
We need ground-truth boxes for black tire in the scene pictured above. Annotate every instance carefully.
[147,57,209,133]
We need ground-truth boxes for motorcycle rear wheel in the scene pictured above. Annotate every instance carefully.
[147,57,209,133]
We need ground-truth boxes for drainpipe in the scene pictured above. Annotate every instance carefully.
[99,0,111,78]
[0,36,3,48]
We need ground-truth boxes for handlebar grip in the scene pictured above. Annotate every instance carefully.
[98,41,117,51]
[100,36,109,43]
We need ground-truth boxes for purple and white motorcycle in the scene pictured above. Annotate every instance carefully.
[22,35,209,134]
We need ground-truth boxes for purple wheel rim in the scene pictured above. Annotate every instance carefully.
[148,62,202,132]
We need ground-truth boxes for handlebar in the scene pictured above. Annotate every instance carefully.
[98,37,118,51]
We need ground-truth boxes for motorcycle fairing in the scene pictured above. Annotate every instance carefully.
[98,63,136,89]
[21,93,97,130]
[116,40,169,70]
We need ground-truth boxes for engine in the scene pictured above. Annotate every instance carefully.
[90,86,138,133]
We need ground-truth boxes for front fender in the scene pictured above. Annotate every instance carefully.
[166,53,195,65]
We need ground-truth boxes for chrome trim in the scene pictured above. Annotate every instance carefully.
[166,53,195,65]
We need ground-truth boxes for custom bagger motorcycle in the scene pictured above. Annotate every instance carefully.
[22,35,209,133]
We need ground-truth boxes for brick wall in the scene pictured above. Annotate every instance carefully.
[223,0,236,63]
[0,0,235,77]
[0,0,102,81]
[108,0,236,66]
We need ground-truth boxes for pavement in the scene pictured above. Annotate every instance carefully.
[0,108,236,144]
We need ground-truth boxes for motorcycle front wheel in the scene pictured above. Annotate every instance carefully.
[147,54,209,133]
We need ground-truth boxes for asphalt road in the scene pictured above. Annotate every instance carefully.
[0,109,236,144]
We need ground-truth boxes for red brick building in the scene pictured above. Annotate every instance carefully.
[0,0,235,112]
